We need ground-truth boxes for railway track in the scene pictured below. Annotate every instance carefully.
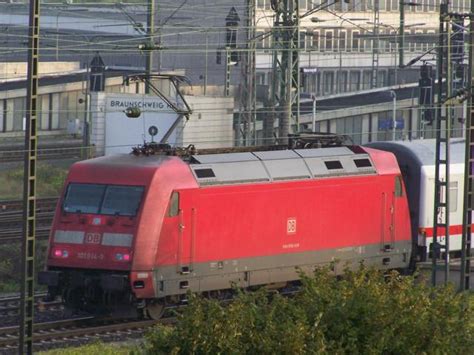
[0,293,62,317]
[0,316,165,353]
[0,291,168,352]
[0,197,58,213]
[0,198,57,242]
[0,143,84,163]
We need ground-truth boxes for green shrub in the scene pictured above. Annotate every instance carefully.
[145,265,474,355]
[39,341,138,355]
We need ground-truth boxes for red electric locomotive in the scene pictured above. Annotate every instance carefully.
[39,143,412,318]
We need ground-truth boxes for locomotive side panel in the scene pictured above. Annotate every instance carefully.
[153,174,411,298]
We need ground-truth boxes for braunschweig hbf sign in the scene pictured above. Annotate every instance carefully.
[106,95,175,112]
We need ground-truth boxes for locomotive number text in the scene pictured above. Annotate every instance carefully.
[77,252,104,260]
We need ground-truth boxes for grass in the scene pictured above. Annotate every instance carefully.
[0,162,69,200]
[39,341,140,355]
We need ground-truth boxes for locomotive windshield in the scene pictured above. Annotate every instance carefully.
[63,183,144,216]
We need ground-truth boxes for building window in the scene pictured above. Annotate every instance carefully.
[349,71,361,91]
[257,0,272,9]
[392,0,399,10]
[352,31,360,52]
[364,37,371,52]
[339,30,346,52]
[299,31,306,50]
[340,71,348,92]
[39,95,49,131]
[325,30,333,52]
[378,70,387,87]
[416,31,423,51]
[0,100,5,132]
[312,31,320,51]
[51,93,60,130]
[390,30,397,52]
[13,97,25,131]
[407,30,415,52]
[305,31,313,49]
[336,115,363,144]
[323,71,334,95]
[363,70,371,89]
[256,31,264,49]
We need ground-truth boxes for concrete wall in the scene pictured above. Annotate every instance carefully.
[89,92,235,155]
[0,62,80,78]
[181,95,235,149]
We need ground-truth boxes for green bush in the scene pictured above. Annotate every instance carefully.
[39,341,138,355]
[145,265,474,355]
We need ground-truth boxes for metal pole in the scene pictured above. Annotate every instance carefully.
[391,90,397,140]
[338,45,342,93]
[145,0,155,94]
[312,95,316,132]
[204,31,208,95]
[20,0,40,353]
[394,34,398,85]
[225,47,231,96]
[399,0,405,67]
[371,0,380,88]
[82,60,90,159]
[460,5,474,290]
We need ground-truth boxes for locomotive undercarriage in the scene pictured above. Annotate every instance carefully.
[39,268,140,318]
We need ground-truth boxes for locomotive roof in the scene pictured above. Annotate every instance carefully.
[78,153,174,168]
[366,139,465,166]
[72,145,397,187]
[188,146,380,186]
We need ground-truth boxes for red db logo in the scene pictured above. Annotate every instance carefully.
[85,233,101,244]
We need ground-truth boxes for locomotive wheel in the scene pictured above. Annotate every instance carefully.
[146,301,165,320]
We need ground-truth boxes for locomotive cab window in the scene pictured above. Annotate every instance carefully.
[168,192,180,217]
[101,186,144,216]
[63,183,144,216]
[395,176,403,197]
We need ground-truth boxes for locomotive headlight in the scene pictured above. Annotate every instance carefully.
[115,253,131,261]
[52,248,69,258]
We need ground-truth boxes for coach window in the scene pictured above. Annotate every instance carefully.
[395,176,403,197]
[449,182,458,212]
[168,192,180,217]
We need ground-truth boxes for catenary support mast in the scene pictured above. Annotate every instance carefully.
[460,3,474,291]
[271,0,300,143]
[20,0,40,353]
[432,2,451,286]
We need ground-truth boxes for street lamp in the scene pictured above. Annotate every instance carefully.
[390,90,397,140]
